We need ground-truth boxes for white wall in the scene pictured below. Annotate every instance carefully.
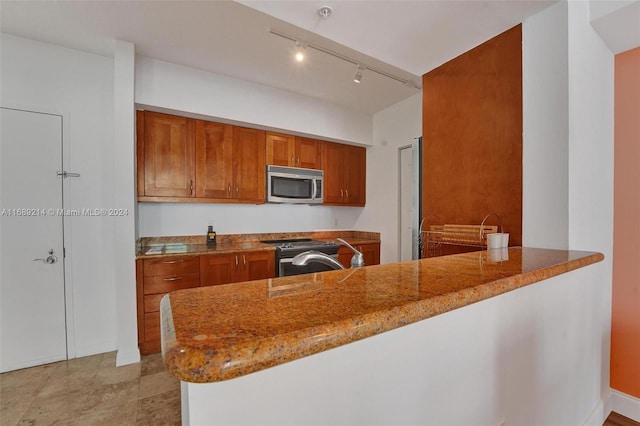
[357,94,422,264]
[0,34,118,357]
[567,0,615,417]
[521,1,615,421]
[135,56,372,145]
[522,1,570,249]
[138,202,363,237]
[113,40,140,366]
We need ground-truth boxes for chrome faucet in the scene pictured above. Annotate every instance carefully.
[291,238,366,271]
[336,238,365,268]
[292,251,345,270]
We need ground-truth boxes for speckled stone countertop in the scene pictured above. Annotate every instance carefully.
[160,247,603,383]
[137,230,380,259]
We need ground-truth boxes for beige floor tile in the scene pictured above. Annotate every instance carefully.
[18,389,89,425]
[77,398,138,426]
[138,371,180,399]
[93,363,141,386]
[136,389,181,426]
[140,353,166,377]
[98,351,117,369]
[0,362,59,392]
[1,396,34,426]
[82,379,140,413]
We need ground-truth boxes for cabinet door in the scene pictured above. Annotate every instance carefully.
[338,243,380,267]
[200,253,238,286]
[143,112,195,197]
[344,145,366,206]
[195,120,234,198]
[232,127,266,202]
[266,132,295,167]
[295,137,321,169]
[359,243,380,266]
[338,247,353,268]
[322,141,345,204]
[239,251,275,282]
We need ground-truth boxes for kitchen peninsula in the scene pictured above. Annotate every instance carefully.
[161,247,604,425]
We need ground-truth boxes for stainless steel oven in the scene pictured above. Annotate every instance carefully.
[262,239,340,276]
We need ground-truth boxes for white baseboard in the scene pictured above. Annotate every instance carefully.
[583,395,609,426]
[611,389,640,422]
[116,348,141,366]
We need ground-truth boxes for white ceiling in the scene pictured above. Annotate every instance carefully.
[0,0,556,114]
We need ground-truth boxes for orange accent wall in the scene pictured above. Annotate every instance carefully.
[611,46,640,398]
[422,25,522,248]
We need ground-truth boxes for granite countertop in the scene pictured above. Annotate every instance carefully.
[161,247,603,383]
[137,231,380,259]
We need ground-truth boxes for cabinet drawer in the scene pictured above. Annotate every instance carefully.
[143,272,200,295]
[144,312,160,342]
[143,256,199,277]
[144,293,166,313]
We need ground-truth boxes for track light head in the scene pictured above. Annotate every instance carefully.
[294,41,306,62]
[354,65,363,83]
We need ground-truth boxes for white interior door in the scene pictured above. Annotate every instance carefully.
[0,107,67,372]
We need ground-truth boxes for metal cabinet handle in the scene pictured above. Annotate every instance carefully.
[291,155,295,166]
[340,189,344,199]
[163,276,183,281]
[161,260,184,264]
[296,156,300,167]
[190,180,194,196]
[345,189,349,200]
[228,183,231,196]
[235,255,239,270]
[235,182,239,195]
[243,254,247,269]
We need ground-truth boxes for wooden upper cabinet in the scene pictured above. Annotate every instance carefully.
[138,111,266,204]
[232,127,266,203]
[295,137,321,169]
[266,133,321,169]
[343,145,366,205]
[321,142,366,206]
[195,120,233,199]
[142,111,195,198]
[266,132,295,167]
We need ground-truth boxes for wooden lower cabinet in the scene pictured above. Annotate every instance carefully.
[136,256,200,354]
[137,250,275,354]
[338,243,380,268]
[200,251,275,286]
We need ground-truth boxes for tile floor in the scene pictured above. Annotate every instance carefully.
[0,352,181,425]
[3,352,638,426]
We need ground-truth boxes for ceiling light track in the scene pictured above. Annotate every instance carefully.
[268,28,421,90]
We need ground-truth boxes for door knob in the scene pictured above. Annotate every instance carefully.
[33,249,58,264]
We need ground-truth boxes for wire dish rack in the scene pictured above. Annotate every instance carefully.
[422,213,503,258]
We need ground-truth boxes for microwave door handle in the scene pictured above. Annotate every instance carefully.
[312,179,318,200]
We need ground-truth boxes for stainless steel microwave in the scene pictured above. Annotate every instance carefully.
[266,165,323,204]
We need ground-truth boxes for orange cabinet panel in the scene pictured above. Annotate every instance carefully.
[322,142,366,206]
[142,111,195,198]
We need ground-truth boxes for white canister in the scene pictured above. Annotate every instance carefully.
[500,233,509,248]
[487,233,502,250]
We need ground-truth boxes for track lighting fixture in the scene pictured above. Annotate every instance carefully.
[353,65,363,83]
[269,28,421,90]
[294,41,306,62]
